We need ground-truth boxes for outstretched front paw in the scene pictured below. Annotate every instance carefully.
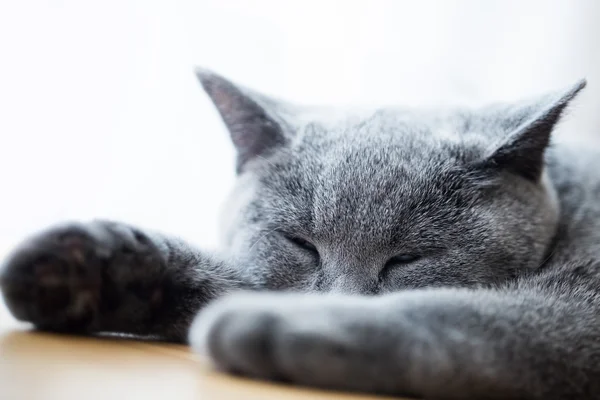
[0,221,165,333]
[189,292,404,394]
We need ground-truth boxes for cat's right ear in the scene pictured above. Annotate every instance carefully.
[195,68,292,173]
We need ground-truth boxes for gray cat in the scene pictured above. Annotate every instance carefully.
[1,69,599,399]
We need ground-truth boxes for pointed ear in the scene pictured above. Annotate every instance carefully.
[482,80,586,181]
[195,68,292,173]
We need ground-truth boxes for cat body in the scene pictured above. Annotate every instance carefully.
[1,70,599,399]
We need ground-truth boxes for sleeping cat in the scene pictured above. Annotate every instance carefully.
[2,69,600,399]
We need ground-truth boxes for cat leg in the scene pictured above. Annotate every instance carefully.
[0,220,248,342]
[191,269,600,399]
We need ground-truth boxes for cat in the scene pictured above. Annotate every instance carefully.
[1,68,600,400]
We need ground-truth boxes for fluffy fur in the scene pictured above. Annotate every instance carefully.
[1,69,599,399]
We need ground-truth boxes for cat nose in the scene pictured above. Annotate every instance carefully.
[328,275,379,295]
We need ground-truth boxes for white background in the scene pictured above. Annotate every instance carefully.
[0,0,599,254]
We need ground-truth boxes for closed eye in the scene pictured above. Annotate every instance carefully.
[379,253,423,283]
[384,253,422,269]
[286,236,319,255]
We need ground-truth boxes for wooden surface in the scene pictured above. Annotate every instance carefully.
[0,300,400,400]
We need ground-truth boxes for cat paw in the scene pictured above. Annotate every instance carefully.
[0,221,165,333]
[189,292,391,391]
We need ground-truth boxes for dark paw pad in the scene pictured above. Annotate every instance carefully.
[0,222,164,333]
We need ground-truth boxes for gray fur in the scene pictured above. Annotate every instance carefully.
[1,69,599,399]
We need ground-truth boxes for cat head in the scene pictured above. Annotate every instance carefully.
[197,68,585,293]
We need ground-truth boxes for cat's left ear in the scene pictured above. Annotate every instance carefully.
[195,68,296,173]
[481,80,586,181]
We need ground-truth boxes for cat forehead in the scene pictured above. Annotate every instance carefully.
[249,107,492,233]
[261,110,476,204]
[254,123,476,245]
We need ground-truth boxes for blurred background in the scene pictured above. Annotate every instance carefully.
[0,0,598,253]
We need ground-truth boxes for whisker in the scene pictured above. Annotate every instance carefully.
[248,227,281,253]
[256,155,278,169]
